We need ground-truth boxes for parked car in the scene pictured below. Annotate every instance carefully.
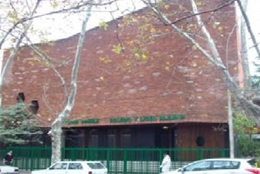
[31,161,107,174]
[0,162,19,174]
[163,158,260,174]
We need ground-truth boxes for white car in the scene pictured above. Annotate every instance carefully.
[31,161,107,174]
[0,162,19,174]
[163,158,259,174]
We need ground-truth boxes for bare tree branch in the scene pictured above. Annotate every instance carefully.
[143,0,260,125]
[170,0,236,25]
[25,37,68,98]
[236,0,260,60]
[0,0,41,92]
[0,0,117,50]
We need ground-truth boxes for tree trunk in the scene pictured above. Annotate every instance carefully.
[228,90,234,158]
[50,4,93,164]
[51,119,62,163]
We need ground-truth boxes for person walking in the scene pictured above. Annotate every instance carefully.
[3,151,13,165]
[160,152,171,173]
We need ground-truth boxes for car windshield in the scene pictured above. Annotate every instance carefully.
[87,162,105,169]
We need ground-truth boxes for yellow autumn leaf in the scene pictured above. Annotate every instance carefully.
[134,52,141,58]
[196,0,203,6]
[131,18,138,23]
[142,54,148,60]
[99,21,108,30]
[192,45,198,50]
[44,61,50,67]
[104,57,112,64]
[192,62,197,67]
[126,40,134,46]
[165,66,170,71]
[100,57,110,64]
[150,28,156,33]
[50,0,59,9]
[140,24,149,31]
[213,22,220,29]
[164,5,170,10]
[217,25,224,32]
[11,38,17,43]
[157,1,165,8]
[123,60,131,67]
[112,44,123,54]
[8,11,18,21]
[28,61,34,66]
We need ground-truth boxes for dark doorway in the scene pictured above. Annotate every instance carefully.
[155,126,175,148]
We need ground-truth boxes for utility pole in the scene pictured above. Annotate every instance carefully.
[228,90,234,158]
[0,50,3,108]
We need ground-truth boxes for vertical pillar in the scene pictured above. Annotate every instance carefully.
[0,50,4,108]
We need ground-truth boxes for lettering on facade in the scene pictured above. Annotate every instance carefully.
[66,119,99,125]
[67,119,79,125]
[81,119,99,124]
[110,117,132,123]
[159,114,185,121]
[66,114,185,125]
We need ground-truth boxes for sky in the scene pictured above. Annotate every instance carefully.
[30,0,146,43]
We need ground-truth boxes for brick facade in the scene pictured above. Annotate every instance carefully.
[2,1,240,148]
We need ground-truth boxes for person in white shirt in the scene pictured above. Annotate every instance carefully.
[160,152,171,172]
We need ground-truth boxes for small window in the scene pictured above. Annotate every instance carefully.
[121,129,131,148]
[68,163,83,170]
[89,129,99,147]
[16,92,25,102]
[196,136,205,147]
[87,162,105,169]
[49,163,68,170]
[108,129,116,147]
[30,100,39,114]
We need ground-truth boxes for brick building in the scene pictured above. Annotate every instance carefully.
[1,1,241,149]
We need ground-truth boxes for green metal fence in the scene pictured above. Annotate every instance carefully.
[0,147,229,173]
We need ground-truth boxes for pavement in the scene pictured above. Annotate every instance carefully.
[20,170,31,174]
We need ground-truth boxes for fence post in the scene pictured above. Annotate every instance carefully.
[197,147,203,160]
[123,149,127,174]
[106,148,110,171]
[30,147,34,171]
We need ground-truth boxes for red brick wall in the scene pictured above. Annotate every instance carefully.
[2,1,240,127]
